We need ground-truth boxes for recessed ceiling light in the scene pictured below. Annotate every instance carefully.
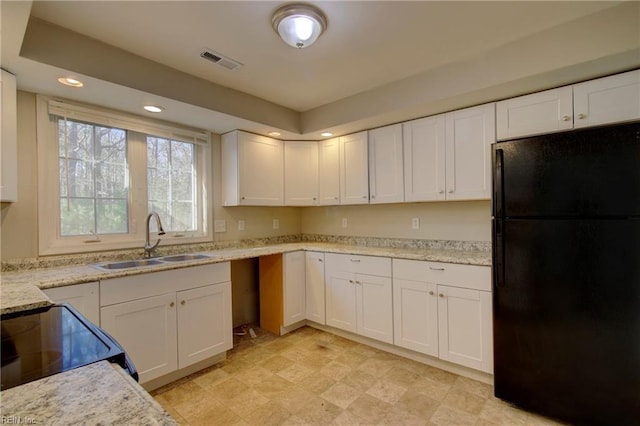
[320,132,333,137]
[143,105,164,113]
[268,131,282,137]
[57,77,83,87]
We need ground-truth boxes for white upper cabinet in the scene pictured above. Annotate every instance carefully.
[445,103,495,201]
[497,69,640,140]
[403,114,446,202]
[496,86,573,140]
[368,124,404,204]
[339,131,369,205]
[403,104,494,202]
[222,130,284,206]
[573,69,640,129]
[318,137,341,205]
[1,69,18,202]
[284,141,319,206]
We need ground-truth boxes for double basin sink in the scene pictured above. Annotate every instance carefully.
[92,253,215,271]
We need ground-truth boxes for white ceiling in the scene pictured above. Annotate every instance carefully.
[1,1,636,138]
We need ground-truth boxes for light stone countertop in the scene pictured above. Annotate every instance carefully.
[1,241,491,316]
[0,361,178,425]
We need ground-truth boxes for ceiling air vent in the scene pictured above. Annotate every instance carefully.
[200,49,243,71]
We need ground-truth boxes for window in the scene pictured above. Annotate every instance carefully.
[37,96,211,255]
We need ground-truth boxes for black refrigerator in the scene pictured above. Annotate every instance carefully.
[492,121,640,425]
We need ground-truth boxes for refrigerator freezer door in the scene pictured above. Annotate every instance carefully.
[493,122,640,218]
[493,218,640,424]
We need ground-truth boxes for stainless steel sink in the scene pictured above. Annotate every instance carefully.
[92,259,164,270]
[160,254,212,262]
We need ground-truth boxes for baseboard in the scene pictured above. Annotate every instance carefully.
[141,352,227,391]
[306,321,494,385]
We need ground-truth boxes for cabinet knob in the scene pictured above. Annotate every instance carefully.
[371,195,375,199]
[170,302,175,307]
[355,281,361,285]
[362,195,367,199]
[577,113,586,119]
[439,190,444,194]
[313,197,317,200]
[429,291,435,296]
[241,196,246,200]
[448,189,454,194]
[181,300,186,306]
[334,197,339,200]
[562,115,571,122]
[350,259,361,263]
[429,267,445,271]
[439,293,445,298]
[318,259,323,262]
[349,280,354,284]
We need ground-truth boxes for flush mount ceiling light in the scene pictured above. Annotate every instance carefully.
[57,77,83,87]
[268,131,282,137]
[320,132,333,137]
[143,105,164,113]
[272,3,327,49]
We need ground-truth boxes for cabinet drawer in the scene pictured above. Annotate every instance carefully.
[393,259,490,291]
[325,253,391,277]
[101,262,231,306]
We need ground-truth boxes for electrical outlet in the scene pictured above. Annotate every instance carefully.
[273,219,280,229]
[411,217,420,230]
[341,218,348,228]
[238,220,245,231]
[214,219,227,233]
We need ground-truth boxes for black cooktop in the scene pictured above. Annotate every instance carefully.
[1,304,131,390]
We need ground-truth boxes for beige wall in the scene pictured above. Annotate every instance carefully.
[301,201,491,242]
[1,91,39,260]
[0,91,489,261]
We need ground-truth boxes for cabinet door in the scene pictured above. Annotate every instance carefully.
[177,282,232,368]
[284,141,319,206]
[305,251,325,324]
[238,132,284,205]
[392,278,438,357]
[403,115,446,202]
[325,270,357,333]
[445,103,495,201]
[43,282,100,325]
[283,251,306,326]
[368,124,404,204]
[496,86,573,140]
[573,69,640,129]
[101,293,178,383]
[357,274,393,344]
[339,132,369,205]
[437,286,493,373]
[1,69,17,202]
[318,138,340,205]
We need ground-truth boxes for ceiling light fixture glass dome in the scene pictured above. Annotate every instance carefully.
[272,3,327,49]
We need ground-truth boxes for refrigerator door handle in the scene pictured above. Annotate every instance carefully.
[493,219,505,289]
[494,148,504,218]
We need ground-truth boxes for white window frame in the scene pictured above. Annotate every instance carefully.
[36,95,213,255]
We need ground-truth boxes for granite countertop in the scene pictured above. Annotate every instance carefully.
[1,361,178,425]
[0,241,491,316]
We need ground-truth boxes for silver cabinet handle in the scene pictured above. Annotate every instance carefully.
[562,115,571,121]
[429,267,445,271]
[577,113,586,119]
[170,302,175,307]
[429,291,435,296]
[439,293,445,298]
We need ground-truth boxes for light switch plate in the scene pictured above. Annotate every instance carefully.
[411,217,420,230]
[341,218,348,228]
[273,219,280,229]
[214,219,227,233]
[238,220,245,231]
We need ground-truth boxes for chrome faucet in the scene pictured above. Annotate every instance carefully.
[144,212,166,257]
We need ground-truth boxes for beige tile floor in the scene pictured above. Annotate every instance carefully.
[151,326,563,426]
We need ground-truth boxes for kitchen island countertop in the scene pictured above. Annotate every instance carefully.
[0,361,178,425]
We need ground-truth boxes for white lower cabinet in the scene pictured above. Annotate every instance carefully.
[283,251,306,327]
[99,263,232,384]
[305,251,325,324]
[42,281,100,325]
[101,293,178,383]
[325,254,393,344]
[393,259,493,373]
